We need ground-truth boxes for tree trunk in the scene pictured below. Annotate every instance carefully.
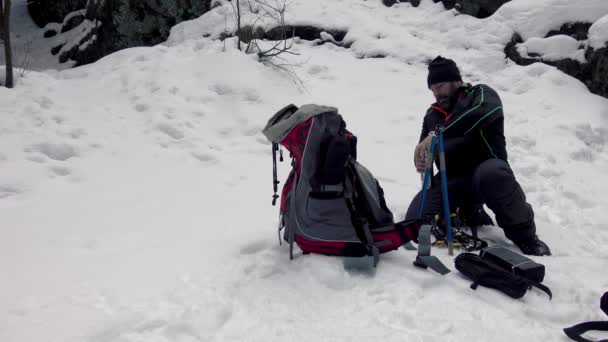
[236,0,241,51]
[1,0,13,88]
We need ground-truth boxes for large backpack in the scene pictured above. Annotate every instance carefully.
[262,104,421,265]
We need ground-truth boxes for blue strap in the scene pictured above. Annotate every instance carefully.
[438,129,454,254]
[417,135,437,219]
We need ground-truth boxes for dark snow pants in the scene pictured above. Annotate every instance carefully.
[404,158,536,242]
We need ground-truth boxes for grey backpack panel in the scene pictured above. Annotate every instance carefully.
[352,161,394,228]
[262,104,338,143]
[289,114,360,242]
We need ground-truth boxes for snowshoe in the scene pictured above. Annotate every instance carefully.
[430,213,488,252]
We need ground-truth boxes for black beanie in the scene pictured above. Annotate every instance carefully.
[427,56,462,88]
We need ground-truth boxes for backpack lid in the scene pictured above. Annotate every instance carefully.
[262,104,338,143]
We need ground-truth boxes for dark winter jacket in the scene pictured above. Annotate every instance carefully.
[419,83,507,177]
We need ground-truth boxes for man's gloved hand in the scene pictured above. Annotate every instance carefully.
[414,133,434,173]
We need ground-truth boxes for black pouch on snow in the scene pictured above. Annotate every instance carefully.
[454,253,552,300]
[480,246,545,283]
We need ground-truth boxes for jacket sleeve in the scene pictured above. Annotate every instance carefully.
[435,85,504,165]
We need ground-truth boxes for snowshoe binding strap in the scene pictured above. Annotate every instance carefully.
[432,225,488,252]
[414,224,451,275]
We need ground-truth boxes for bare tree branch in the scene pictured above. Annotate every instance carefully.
[263,58,306,91]
[231,0,305,90]
[227,0,241,50]
[17,37,32,78]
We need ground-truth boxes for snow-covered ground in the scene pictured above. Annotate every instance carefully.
[1,0,608,341]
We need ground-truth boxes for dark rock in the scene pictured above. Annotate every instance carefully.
[39,0,213,66]
[27,0,87,28]
[456,0,510,18]
[355,53,387,59]
[51,43,65,56]
[61,14,85,33]
[228,25,348,48]
[44,30,57,38]
[382,0,421,7]
[434,0,509,18]
[504,33,537,66]
[548,58,584,80]
[434,0,456,10]
[58,29,96,64]
[219,31,233,41]
[585,47,608,98]
[265,26,347,43]
[546,22,592,40]
[236,26,266,44]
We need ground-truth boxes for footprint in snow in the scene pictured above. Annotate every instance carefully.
[570,148,594,162]
[562,190,595,209]
[308,65,328,75]
[68,128,86,139]
[574,124,606,152]
[242,126,260,137]
[510,135,537,150]
[0,185,21,199]
[242,89,261,103]
[134,103,149,112]
[218,127,233,137]
[157,122,184,140]
[191,151,217,163]
[52,115,66,124]
[241,250,286,279]
[515,164,539,178]
[240,240,271,255]
[26,143,78,161]
[50,166,71,177]
[34,96,54,110]
[538,168,562,178]
[27,155,46,163]
[132,54,147,62]
[192,111,205,118]
[209,83,234,96]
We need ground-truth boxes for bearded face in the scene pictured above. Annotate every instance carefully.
[430,81,461,112]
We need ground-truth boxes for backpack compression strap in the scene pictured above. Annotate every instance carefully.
[563,291,608,342]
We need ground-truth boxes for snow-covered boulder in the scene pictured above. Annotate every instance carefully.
[505,17,608,99]
[27,0,86,28]
[35,0,213,66]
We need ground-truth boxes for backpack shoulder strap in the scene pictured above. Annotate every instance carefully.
[563,322,608,342]
[563,291,608,342]
[524,280,552,299]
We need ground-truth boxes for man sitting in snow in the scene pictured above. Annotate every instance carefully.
[404,56,551,256]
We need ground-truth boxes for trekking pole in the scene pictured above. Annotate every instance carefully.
[417,133,437,220]
[272,143,280,206]
[437,127,454,255]
[412,132,451,275]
